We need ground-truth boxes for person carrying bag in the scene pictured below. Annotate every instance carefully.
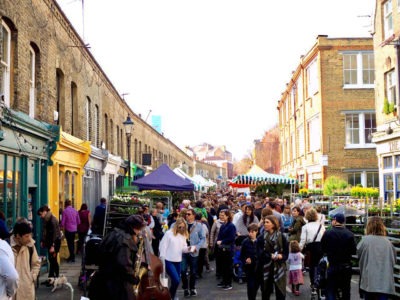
[300,209,325,290]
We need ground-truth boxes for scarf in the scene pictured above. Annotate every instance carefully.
[262,231,286,296]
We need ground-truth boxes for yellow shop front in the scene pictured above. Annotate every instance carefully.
[48,131,91,258]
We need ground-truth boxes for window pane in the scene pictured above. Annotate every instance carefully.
[364,113,376,142]
[384,156,393,169]
[385,174,393,190]
[367,172,379,187]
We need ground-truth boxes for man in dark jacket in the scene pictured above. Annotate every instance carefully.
[92,198,106,235]
[321,213,356,300]
[89,215,146,300]
[37,206,61,278]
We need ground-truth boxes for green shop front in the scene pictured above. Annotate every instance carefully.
[0,109,58,243]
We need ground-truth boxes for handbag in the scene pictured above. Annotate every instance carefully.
[303,224,322,267]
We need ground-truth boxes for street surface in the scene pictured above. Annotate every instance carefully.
[36,255,363,300]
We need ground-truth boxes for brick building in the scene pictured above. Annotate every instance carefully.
[278,35,378,190]
[371,0,400,201]
[0,0,224,240]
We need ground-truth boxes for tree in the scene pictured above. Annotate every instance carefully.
[254,125,280,173]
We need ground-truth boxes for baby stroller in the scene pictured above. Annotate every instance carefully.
[232,235,247,283]
[312,255,328,300]
[78,232,102,296]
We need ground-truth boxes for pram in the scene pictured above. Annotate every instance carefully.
[312,255,328,300]
[78,232,102,296]
[232,235,247,283]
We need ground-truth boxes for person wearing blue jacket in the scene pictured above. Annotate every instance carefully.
[181,208,205,297]
[216,209,237,291]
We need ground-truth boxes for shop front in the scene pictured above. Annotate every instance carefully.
[48,130,91,219]
[83,146,106,213]
[375,137,400,202]
[102,152,122,203]
[0,109,58,243]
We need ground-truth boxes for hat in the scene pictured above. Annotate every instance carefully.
[333,213,345,224]
[125,215,147,229]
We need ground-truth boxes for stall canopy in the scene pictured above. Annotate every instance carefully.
[328,205,365,217]
[132,163,195,191]
[231,164,297,185]
[173,168,201,191]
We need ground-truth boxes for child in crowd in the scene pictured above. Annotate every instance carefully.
[240,223,259,300]
[287,240,304,296]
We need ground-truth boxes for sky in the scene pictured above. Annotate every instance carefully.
[56,0,375,160]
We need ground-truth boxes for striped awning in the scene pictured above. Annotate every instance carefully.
[231,165,297,185]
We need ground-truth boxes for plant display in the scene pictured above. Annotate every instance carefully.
[350,187,379,198]
[323,176,349,196]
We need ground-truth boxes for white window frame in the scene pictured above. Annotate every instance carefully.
[86,97,91,141]
[343,51,374,88]
[291,134,296,161]
[297,77,303,107]
[306,58,318,97]
[307,116,320,152]
[297,124,304,156]
[291,87,296,115]
[386,69,397,105]
[1,21,11,107]
[384,0,393,39]
[29,46,35,118]
[344,111,376,149]
[94,104,99,147]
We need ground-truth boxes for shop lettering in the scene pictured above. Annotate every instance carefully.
[389,141,400,151]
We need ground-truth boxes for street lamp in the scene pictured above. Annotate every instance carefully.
[123,115,134,185]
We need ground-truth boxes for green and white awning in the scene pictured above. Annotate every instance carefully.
[231,165,297,185]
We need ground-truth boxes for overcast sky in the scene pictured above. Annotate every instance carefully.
[57,0,375,160]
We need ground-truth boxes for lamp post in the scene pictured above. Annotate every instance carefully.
[123,115,134,185]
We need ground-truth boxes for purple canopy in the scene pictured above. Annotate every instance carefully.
[132,163,195,191]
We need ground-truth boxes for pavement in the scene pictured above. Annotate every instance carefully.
[35,256,363,300]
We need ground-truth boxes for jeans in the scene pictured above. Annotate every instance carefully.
[326,264,352,300]
[65,231,76,260]
[218,248,233,286]
[165,260,181,299]
[181,253,198,290]
[246,269,261,300]
[48,249,59,277]
[261,267,285,300]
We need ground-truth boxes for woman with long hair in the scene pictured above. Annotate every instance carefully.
[357,216,396,300]
[159,217,192,300]
[216,209,236,290]
[235,205,259,236]
[256,215,289,300]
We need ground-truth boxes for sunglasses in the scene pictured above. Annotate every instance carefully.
[186,213,192,216]
[178,226,185,230]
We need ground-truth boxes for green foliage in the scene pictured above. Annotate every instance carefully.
[323,176,349,196]
[383,98,396,115]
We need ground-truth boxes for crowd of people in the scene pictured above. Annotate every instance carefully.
[0,192,398,300]
[88,193,397,300]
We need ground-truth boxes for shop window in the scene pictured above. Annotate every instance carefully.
[383,156,393,169]
[348,172,362,186]
[366,172,379,188]
[384,174,394,201]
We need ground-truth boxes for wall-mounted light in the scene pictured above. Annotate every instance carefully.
[386,124,393,135]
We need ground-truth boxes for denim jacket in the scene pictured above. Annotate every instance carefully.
[188,221,206,257]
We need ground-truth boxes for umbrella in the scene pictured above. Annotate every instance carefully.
[328,205,365,217]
